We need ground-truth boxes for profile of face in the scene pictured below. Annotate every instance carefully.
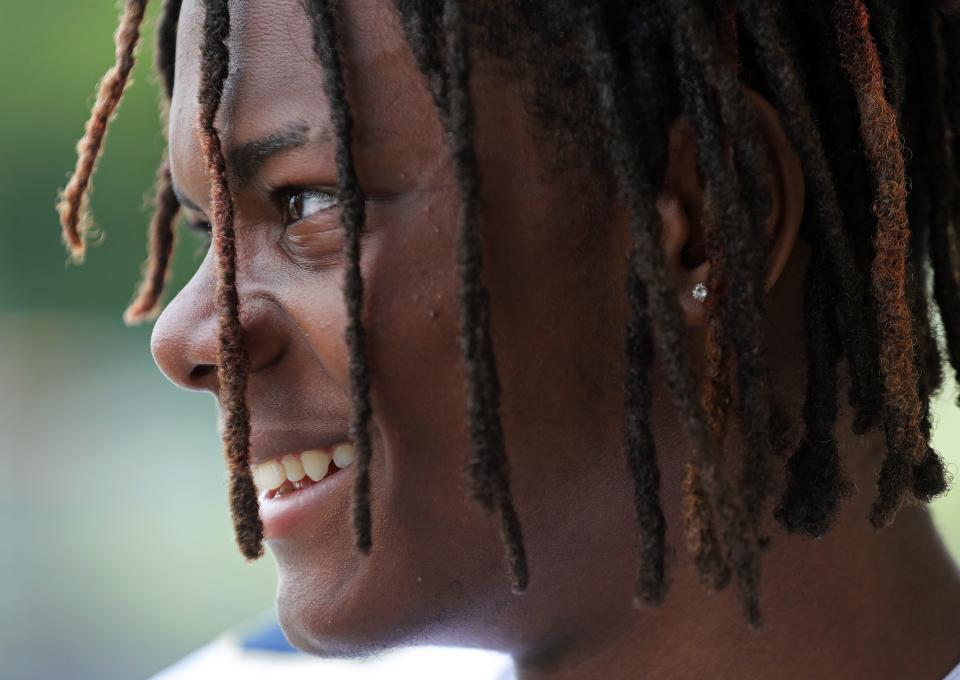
[150,0,806,659]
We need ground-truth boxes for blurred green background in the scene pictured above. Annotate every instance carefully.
[0,2,958,679]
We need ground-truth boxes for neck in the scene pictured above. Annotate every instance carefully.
[515,436,960,680]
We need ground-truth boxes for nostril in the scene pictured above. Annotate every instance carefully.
[189,363,218,385]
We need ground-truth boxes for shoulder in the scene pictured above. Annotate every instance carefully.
[151,615,516,680]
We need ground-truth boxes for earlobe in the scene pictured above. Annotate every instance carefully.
[656,190,712,327]
[656,89,805,329]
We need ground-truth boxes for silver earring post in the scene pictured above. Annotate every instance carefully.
[692,282,709,303]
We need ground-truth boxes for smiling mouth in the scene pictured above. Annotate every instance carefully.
[252,442,356,500]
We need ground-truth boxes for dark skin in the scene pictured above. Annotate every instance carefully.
[151,1,960,677]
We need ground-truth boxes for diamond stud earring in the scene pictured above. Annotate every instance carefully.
[692,282,709,303]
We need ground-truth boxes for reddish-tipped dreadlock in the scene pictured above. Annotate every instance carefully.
[58,0,149,263]
[834,0,938,529]
[667,0,780,627]
[195,0,263,560]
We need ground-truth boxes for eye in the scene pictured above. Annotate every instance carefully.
[282,188,339,224]
[186,219,212,255]
[187,219,212,237]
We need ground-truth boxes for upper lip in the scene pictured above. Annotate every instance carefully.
[224,424,352,466]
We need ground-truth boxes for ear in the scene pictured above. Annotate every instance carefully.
[657,89,805,327]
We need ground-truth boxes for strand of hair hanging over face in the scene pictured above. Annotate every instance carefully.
[305,0,376,555]
[395,0,529,592]
[833,0,945,529]
[156,0,183,99]
[439,0,529,592]
[58,0,149,263]
[197,0,263,560]
[393,1,447,112]
[124,0,185,325]
[124,162,180,324]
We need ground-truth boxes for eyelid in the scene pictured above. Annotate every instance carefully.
[186,218,212,237]
[278,187,340,225]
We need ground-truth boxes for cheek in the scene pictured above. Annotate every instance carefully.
[359,200,489,553]
[271,197,516,649]
[279,270,353,392]
[277,196,468,441]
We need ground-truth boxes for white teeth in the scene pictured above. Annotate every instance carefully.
[252,459,285,492]
[281,454,306,482]
[302,450,332,482]
[333,443,357,468]
[252,442,354,494]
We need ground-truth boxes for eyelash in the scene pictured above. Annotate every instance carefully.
[277,187,339,224]
[187,219,213,246]
[185,187,339,239]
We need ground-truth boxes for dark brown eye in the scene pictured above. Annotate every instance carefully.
[283,189,338,224]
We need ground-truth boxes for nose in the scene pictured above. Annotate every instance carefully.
[151,249,288,394]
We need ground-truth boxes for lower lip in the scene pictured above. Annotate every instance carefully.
[258,466,353,539]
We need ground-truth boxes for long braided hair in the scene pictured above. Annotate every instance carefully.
[60,0,959,627]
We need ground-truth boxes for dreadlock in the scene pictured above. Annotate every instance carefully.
[781,2,887,435]
[155,0,182,100]
[394,0,530,592]
[666,11,762,620]
[304,0,376,555]
[61,0,960,626]
[734,0,864,535]
[444,0,531,594]
[903,5,952,502]
[933,10,960,401]
[123,162,179,324]
[667,0,808,626]
[124,0,184,325]
[575,0,747,610]
[196,0,263,560]
[58,0,149,262]
[834,0,937,528]
[687,7,736,594]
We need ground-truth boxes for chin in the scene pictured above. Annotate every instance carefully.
[271,541,431,659]
[277,598,396,659]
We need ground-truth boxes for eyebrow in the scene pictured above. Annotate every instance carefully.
[171,120,329,212]
[228,120,315,186]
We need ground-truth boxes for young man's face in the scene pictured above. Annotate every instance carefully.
[152,0,678,656]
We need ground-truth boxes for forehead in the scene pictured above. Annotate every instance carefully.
[170,0,412,186]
